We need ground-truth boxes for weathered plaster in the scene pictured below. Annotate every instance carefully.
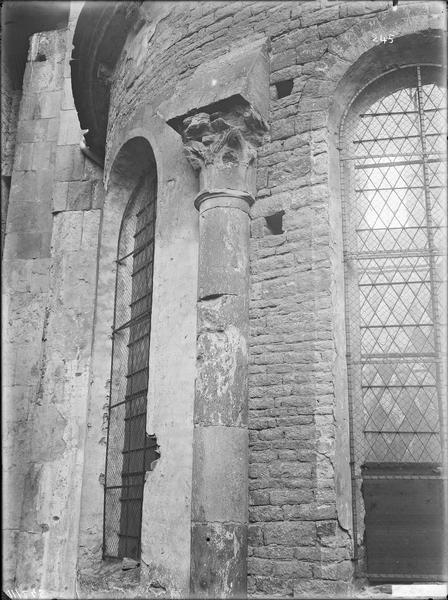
[77,111,198,597]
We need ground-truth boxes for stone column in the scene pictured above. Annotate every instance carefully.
[179,106,266,598]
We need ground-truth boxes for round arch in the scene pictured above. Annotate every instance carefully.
[329,28,447,136]
[326,21,447,584]
[107,135,157,199]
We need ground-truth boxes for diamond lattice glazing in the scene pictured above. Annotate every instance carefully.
[104,177,156,560]
[342,66,447,467]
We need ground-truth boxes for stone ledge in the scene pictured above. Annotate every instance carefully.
[160,38,271,131]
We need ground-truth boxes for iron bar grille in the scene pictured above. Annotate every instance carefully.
[103,176,156,560]
[341,65,447,487]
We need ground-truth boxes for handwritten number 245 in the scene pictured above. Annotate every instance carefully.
[373,34,395,44]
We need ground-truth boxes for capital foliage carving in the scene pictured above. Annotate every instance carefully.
[181,105,268,193]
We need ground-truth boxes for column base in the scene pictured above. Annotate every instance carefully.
[190,522,247,598]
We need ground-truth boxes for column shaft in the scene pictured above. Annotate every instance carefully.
[190,191,252,598]
[176,107,267,598]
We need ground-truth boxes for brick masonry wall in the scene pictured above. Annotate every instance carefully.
[105,1,446,597]
[245,3,445,597]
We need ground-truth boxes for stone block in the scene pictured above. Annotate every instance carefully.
[19,93,39,120]
[198,203,250,297]
[55,145,85,181]
[39,91,62,118]
[299,96,331,113]
[13,143,34,171]
[92,181,106,209]
[2,259,31,293]
[29,31,53,62]
[249,490,270,506]
[269,461,312,478]
[270,65,303,84]
[271,50,296,72]
[46,117,59,142]
[3,231,49,260]
[320,546,351,562]
[253,546,295,560]
[340,1,388,17]
[249,505,283,522]
[29,259,51,293]
[80,210,101,251]
[8,339,43,387]
[248,524,263,547]
[263,522,315,546]
[247,557,273,576]
[28,53,64,92]
[16,119,49,144]
[313,560,353,581]
[296,40,328,64]
[61,77,75,111]
[283,503,337,521]
[270,117,295,141]
[2,530,19,589]
[52,181,69,212]
[293,546,321,561]
[34,169,54,206]
[318,17,357,39]
[1,343,18,388]
[251,574,293,597]
[316,520,337,539]
[2,385,34,424]
[191,425,248,523]
[51,211,83,252]
[250,217,265,239]
[270,489,313,505]
[301,6,340,27]
[66,181,92,211]
[272,560,312,578]
[57,110,81,146]
[162,38,271,127]
[272,27,319,53]
[190,522,247,597]
[31,142,53,172]
[60,249,97,309]
[6,201,49,234]
[293,578,350,598]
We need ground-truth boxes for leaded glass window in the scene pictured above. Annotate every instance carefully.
[340,64,447,537]
[103,175,157,560]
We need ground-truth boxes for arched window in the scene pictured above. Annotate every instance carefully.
[103,173,158,560]
[340,65,447,581]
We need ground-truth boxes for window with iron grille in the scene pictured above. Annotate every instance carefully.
[103,175,157,560]
[340,65,447,578]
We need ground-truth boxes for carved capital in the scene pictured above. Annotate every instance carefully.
[181,105,267,194]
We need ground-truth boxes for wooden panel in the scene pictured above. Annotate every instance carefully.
[363,464,445,582]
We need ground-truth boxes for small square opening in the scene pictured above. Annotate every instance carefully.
[265,211,285,235]
[275,79,294,99]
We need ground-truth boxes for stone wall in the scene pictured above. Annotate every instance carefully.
[1,62,21,254]
[3,0,446,597]
[2,3,105,595]
[105,1,445,597]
